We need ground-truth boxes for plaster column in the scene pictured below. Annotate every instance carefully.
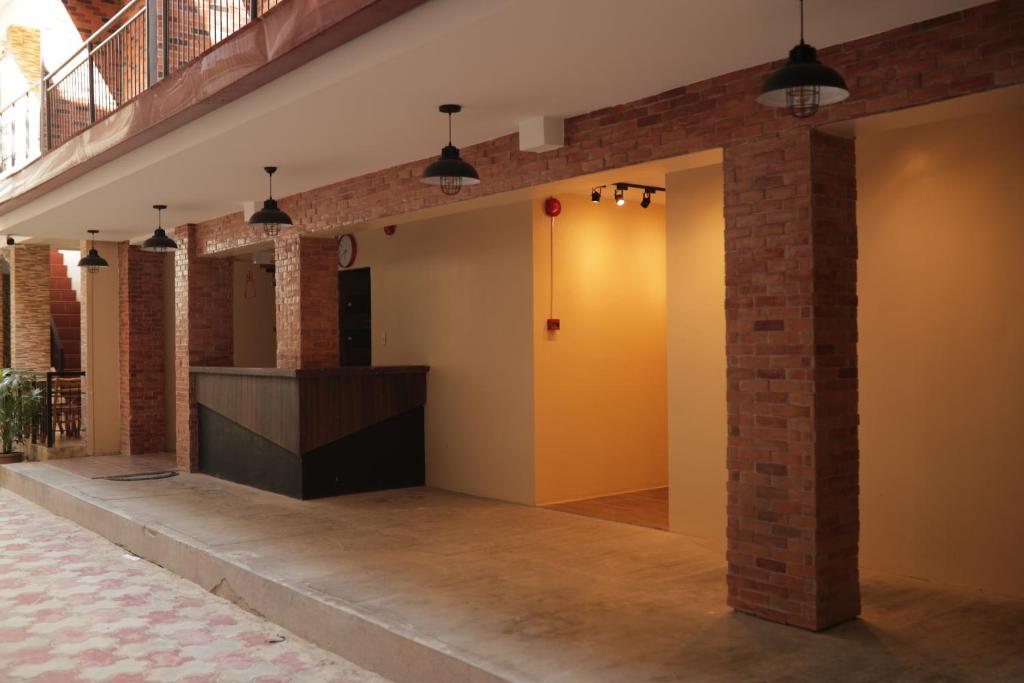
[81,240,121,455]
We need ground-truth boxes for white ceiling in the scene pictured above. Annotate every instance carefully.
[0,0,990,243]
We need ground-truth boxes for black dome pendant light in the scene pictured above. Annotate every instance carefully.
[420,104,480,196]
[78,230,109,271]
[141,204,177,253]
[758,0,849,118]
[248,166,293,238]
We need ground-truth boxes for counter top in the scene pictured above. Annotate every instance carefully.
[190,365,429,378]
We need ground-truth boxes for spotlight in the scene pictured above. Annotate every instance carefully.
[614,185,625,206]
[591,187,602,203]
[640,189,652,209]
[5,237,13,246]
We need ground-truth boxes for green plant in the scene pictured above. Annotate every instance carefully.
[0,369,42,454]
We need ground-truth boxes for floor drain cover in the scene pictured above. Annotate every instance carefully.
[100,471,179,482]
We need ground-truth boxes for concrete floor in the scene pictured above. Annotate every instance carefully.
[544,487,669,530]
[3,458,1023,683]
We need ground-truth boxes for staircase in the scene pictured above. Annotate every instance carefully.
[49,250,81,371]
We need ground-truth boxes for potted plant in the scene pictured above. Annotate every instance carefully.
[0,369,42,464]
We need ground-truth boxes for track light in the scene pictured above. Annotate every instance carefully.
[640,189,653,209]
[614,185,626,206]
[591,187,603,203]
[5,237,13,246]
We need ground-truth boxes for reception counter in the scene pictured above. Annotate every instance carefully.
[190,366,429,499]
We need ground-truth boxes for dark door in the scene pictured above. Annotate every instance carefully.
[339,268,371,366]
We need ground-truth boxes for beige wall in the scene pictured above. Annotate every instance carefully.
[533,195,668,504]
[665,165,727,542]
[82,241,120,455]
[232,260,276,368]
[162,254,176,453]
[858,108,1024,597]
[359,203,536,504]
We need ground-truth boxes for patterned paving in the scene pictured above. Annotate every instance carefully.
[0,490,391,683]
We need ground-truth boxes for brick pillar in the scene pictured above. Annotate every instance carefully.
[118,243,166,455]
[723,128,859,631]
[274,235,339,369]
[9,244,51,371]
[174,225,232,471]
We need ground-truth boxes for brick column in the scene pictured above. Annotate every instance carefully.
[723,128,859,631]
[274,235,339,369]
[9,244,51,371]
[174,225,232,471]
[118,243,166,455]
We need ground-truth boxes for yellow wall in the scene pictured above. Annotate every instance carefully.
[232,260,276,368]
[533,195,668,505]
[359,203,536,504]
[82,241,120,455]
[858,108,1024,596]
[664,165,727,542]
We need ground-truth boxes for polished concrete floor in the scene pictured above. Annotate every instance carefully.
[3,460,1023,682]
[545,487,669,530]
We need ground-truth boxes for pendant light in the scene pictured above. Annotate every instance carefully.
[78,230,109,271]
[758,0,849,118]
[248,166,292,237]
[420,104,480,196]
[141,204,177,253]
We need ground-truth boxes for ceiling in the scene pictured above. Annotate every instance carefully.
[0,0,991,244]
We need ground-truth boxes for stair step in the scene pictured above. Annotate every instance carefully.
[56,328,81,342]
[49,276,72,290]
[50,264,68,278]
[50,289,76,302]
[53,313,80,327]
[50,301,80,315]
[49,250,64,266]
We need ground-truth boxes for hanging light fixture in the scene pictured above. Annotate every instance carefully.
[78,230,109,271]
[758,0,849,118]
[640,189,653,209]
[248,166,292,238]
[420,104,480,196]
[141,204,177,253]
[591,187,603,203]
[614,184,626,206]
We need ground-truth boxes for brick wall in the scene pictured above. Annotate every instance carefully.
[9,245,51,372]
[173,225,232,471]
[172,0,1023,628]
[118,243,166,455]
[275,236,338,369]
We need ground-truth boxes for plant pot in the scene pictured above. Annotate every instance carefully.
[0,452,24,464]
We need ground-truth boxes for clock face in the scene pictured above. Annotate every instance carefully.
[338,234,356,268]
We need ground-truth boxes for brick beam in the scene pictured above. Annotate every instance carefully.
[9,244,51,371]
[723,128,859,630]
[118,243,166,455]
[275,235,339,369]
[173,225,232,471]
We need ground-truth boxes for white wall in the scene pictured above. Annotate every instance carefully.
[665,164,727,543]
[858,108,1024,597]
[358,202,536,504]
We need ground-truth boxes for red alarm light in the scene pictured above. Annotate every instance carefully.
[544,197,561,217]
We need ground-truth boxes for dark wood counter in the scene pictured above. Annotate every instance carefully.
[191,366,428,499]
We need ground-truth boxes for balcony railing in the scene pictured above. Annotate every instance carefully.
[0,0,284,178]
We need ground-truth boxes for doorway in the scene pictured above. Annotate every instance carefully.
[339,267,371,366]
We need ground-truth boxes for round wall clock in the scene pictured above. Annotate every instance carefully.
[338,234,357,268]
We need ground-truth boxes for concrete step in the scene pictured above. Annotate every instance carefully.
[0,464,511,683]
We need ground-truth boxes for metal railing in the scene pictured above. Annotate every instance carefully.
[0,0,285,176]
[27,371,84,448]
